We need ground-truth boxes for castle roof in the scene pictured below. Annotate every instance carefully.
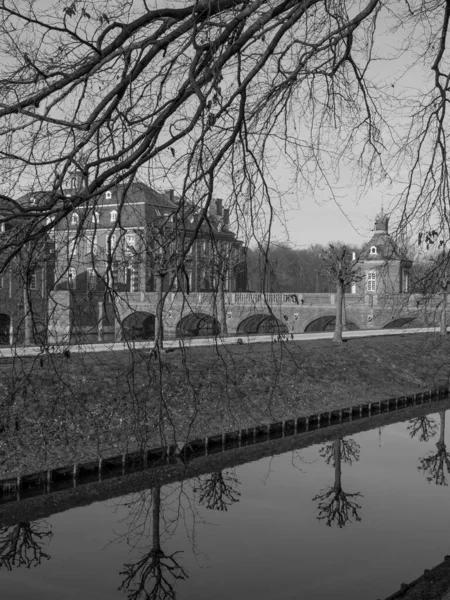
[360,210,409,262]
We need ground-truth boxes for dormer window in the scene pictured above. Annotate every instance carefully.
[46,216,55,225]
[71,212,79,225]
[110,210,118,222]
[370,246,377,255]
[105,191,112,200]
[30,197,36,205]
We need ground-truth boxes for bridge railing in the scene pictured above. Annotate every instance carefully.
[233,292,301,305]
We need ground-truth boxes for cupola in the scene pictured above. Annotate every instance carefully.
[374,210,389,233]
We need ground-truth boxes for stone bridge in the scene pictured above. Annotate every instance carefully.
[48,290,446,344]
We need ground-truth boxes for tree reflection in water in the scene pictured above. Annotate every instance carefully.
[0,520,53,570]
[313,438,363,528]
[119,485,188,600]
[194,469,241,511]
[418,411,450,486]
[407,416,438,442]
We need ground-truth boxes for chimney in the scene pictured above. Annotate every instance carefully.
[165,189,174,202]
[215,198,223,216]
[223,208,229,228]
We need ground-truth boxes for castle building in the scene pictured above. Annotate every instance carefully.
[353,210,412,296]
[0,182,247,344]
[50,182,247,295]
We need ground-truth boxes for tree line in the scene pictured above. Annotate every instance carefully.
[246,243,361,293]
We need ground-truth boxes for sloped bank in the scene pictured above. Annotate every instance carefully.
[0,332,449,478]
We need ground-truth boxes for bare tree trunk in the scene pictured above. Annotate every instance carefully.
[217,276,228,336]
[23,287,32,346]
[342,292,347,331]
[333,281,344,343]
[440,288,448,336]
[334,439,342,492]
[438,411,446,448]
[152,485,161,553]
[155,273,164,349]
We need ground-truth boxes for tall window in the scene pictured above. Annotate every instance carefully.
[92,211,99,223]
[110,210,118,222]
[71,212,79,225]
[68,267,76,289]
[367,270,376,292]
[128,267,140,292]
[125,233,136,255]
[29,271,37,290]
[68,239,78,256]
[85,233,98,255]
[403,270,409,293]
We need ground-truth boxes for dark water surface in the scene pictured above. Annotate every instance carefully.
[2,407,450,599]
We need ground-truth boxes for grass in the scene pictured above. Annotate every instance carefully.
[0,331,449,476]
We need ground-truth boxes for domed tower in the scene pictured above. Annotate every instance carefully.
[353,210,412,296]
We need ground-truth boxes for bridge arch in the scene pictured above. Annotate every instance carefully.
[176,313,220,337]
[383,317,416,329]
[304,316,359,333]
[122,311,155,340]
[0,314,10,345]
[236,314,288,335]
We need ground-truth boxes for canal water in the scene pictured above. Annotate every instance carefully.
[2,407,450,599]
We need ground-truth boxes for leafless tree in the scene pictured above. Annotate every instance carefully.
[418,411,450,486]
[0,0,391,273]
[320,245,362,343]
[407,415,438,443]
[119,485,188,600]
[194,469,241,511]
[0,520,53,571]
[314,437,362,527]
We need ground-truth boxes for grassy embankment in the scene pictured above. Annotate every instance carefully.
[0,332,449,476]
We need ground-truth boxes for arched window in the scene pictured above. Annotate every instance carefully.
[367,270,376,292]
[110,210,118,222]
[71,212,79,225]
[370,246,377,255]
[105,191,112,200]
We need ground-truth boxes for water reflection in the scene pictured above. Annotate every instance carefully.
[407,415,438,442]
[313,437,362,528]
[119,485,188,600]
[194,469,241,511]
[3,403,450,599]
[0,520,52,570]
[418,411,450,485]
